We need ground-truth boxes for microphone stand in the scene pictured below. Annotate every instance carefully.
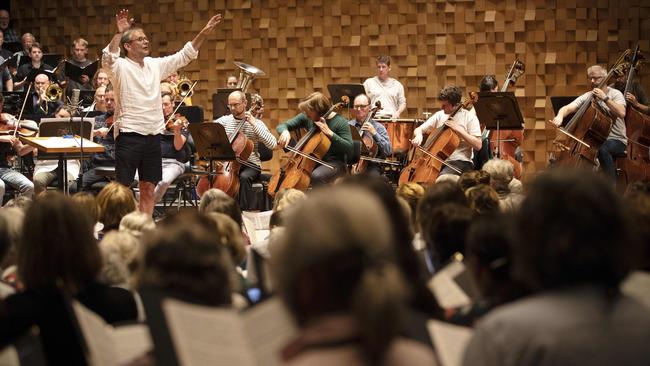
[74,100,97,193]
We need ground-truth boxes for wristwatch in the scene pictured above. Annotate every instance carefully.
[603,96,610,103]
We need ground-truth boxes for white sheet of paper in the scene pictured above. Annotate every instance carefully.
[112,324,153,365]
[71,300,118,366]
[427,320,474,366]
[241,298,297,366]
[242,210,273,230]
[162,298,256,366]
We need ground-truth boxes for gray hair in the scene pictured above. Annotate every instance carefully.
[482,158,514,193]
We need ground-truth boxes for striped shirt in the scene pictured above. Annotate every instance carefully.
[213,115,277,166]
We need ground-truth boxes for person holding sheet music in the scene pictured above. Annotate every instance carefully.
[102,8,222,216]
[214,90,277,210]
[363,55,406,119]
[64,38,95,93]
[14,42,54,91]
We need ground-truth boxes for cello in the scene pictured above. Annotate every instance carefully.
[351,101,382,174]
[489,59,525,179]
[267,96,348,197]
[616,46,650,190]
[196,94,264,198]
[551,49,631,167]
[398,92,478,186]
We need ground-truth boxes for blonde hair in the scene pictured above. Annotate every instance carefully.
[272,187,408,364]
[298,92,331,116]
[272,188,306,212]
[119,211,155,237]
[205,212,246,265]
[99,231,142,288]
[97,182,137,230]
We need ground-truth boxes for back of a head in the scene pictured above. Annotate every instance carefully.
[119,211,155,237]
[97,182,137,231]
[72,191,99,223]
[272,186,408,364]
[202,194,242,227]
[18,193,100,293]
[417,181,468,231]
[272,188,306,213]
[198,188,230,213]
[99,230,141,287]
[0,208,24,268]
[513,169,638,291]
[205,212,246,265]
[458,170,482,192]
[139,212,236,306]
[466,184,500,215]
[482,158,514,192]
[421,203,474,267]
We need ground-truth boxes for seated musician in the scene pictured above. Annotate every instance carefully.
[151,92,191,202]
[0,94,34,200]
[32,106,81,195]
[472,75,499,169]
[348,93,392,176]
[214,90,277,210]
[226,75,238,88]
[71,86,116,193]
[276,91,354,186]
[411,85,482,179]
[613,71,650,115]
[363,55,406,119]
[92,68,110,89]
[27,73,62,121]
[14,43,54,91]
[552,65,627,181]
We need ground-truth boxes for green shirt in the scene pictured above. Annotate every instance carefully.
[276,113,354,163]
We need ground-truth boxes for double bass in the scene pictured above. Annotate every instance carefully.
[351,101,382,174]
[398,92,478,186]
[551,49,631,167]
[489,59,525,179]
[616,46,650,190]
[196,94,264,198]
[267,96,349,197]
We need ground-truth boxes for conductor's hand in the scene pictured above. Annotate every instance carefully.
[202,14,223,34]
[314,118,333,138]
[116,9,134,33]
[278,130,291,148]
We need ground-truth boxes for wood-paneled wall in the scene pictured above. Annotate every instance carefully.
[11,0,650,178]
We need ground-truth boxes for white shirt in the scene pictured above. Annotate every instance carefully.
[363,76,406,116]
[213,115,277,166]
[418,108,481,162]
[102,42,198,136]
[569,87,627,144]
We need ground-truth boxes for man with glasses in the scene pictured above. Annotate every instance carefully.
[102,9,222,215]
[348,93,392,176]
[552,65,627,181]
[213,90,276,210]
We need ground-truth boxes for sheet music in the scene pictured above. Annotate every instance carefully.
[241,298,297,366]
[242,210,273,230]
[427,320,474,366]
[428,267,471,309]
[112,324,153,365]
[162,298,256,366]
[71,300,119,366]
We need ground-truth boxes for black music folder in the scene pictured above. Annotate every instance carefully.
[65,59,99,84]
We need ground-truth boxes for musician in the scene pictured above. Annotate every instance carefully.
[64,38,94,92]
[552,65,627,181]
[472,75,499,170]
[102,9,221,215]
[0,10,19,43]
[411,85,482,178]
[12,33,36,74]
[214,90,277,210]
[92,68,110,89]
[28,73,62,120]
[14,43,53,91]
[71,86,116,193]
[82,85,106,113]
[152,93,191,202]
[348,93,392,176]
[226,75,238,88]
[363,55,406,118]
[613,71,650,115]
[0,94,34,200]
[276,91,354,185]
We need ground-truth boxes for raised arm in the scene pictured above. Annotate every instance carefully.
[191,14,223,51]
[108,9,134,54]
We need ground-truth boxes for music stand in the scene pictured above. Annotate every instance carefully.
[550,96,578,127]
[1,91,26,115]
[78,90,95,108]
[473,92,524,158]
[211,89,251,119]
[327,83,365,108]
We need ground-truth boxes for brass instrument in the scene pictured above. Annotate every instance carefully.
[44,83,63,102]
[234,61,266,93]
[173,76,194,106]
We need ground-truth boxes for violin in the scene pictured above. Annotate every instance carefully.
[165,113,189,131]
[551,49,630,167]
[398,92,478,186]
[0,114,37,137]
[196,94,263,198]
[351,101,382,174]
[267,96,349,197]
[488,59,525,179]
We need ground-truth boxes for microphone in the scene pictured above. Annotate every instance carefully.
[69,88,80,116]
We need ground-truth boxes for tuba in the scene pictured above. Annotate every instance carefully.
[234,61,265,93]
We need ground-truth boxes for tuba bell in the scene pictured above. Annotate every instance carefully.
[234,61,266,93]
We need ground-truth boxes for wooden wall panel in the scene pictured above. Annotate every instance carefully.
[11,0,650,178]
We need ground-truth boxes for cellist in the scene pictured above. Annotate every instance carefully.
[214,90,276,210]
[552,65,627,181]
[411,85,482,180]
[276,92,353,186]
[348,93,392,176]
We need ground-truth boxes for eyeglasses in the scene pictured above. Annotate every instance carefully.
[129,36,149,43]
[353,104,369,109]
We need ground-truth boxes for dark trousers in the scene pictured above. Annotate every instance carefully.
[598,139,626,182]
[473,138,492,170]
[238,165,261,211]
[311,160,346,186]
[440,160,475,176]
